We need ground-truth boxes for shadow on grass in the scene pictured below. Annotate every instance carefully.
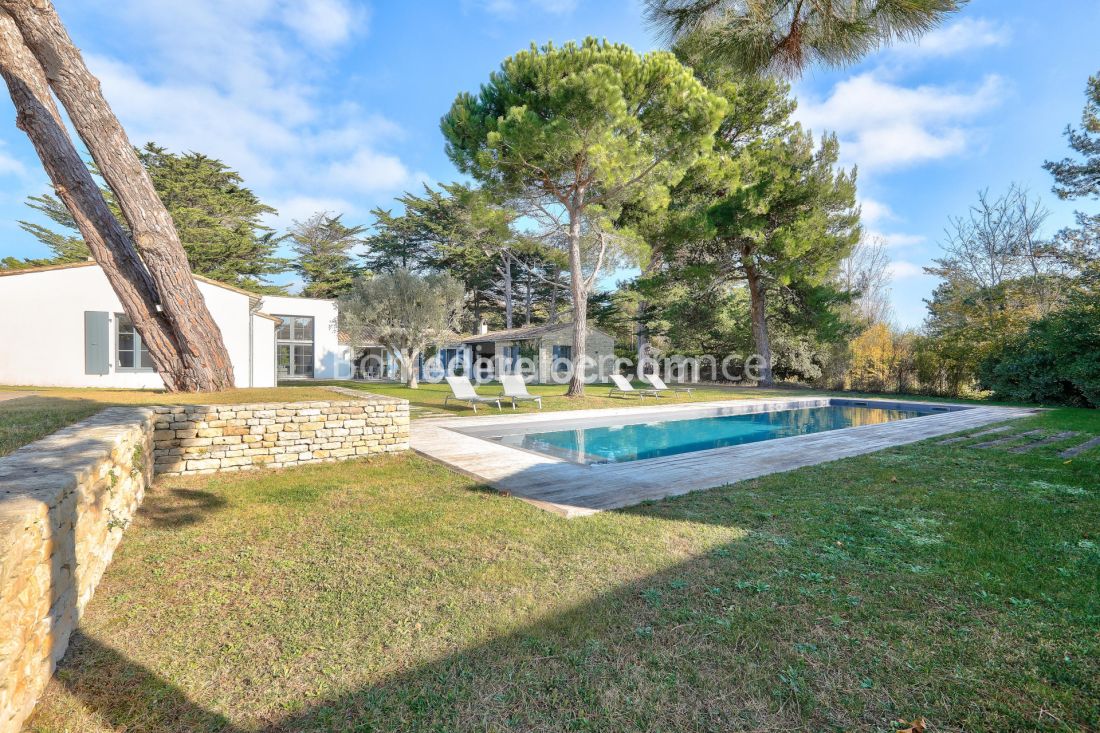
[36,451,1100,731]
[139,488,229,528]
[51,532,805,733]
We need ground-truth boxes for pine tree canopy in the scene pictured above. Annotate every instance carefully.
[646,0,966,77]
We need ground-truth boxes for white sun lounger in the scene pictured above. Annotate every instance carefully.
[500,374,543,410]
[643,373,695,395]
[608,373,659,399]
[444,376,502,412]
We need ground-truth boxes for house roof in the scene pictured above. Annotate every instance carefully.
[460,321,605,344]
[0,259,265,306]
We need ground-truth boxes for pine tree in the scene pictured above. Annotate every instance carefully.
[646,0,965,77]
[288,212,364,299]
[14,143,287,291]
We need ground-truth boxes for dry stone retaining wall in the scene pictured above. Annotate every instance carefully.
[0,407,154,733]
[151,395,409,476]
[0,390,409,732]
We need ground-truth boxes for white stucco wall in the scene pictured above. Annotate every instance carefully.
[259,295,354,380]
[250,313,278,388]
[0,264,276,389]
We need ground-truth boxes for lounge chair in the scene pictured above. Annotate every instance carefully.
[444,376,502,413]
[642,373,695,395]
[608,373,659,399]
[500,374,543,410]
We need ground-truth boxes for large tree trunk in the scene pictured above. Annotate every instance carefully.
[2,0,234,391]
[743,256,774,386]
[566,206,587,397]
[0,11,191,390]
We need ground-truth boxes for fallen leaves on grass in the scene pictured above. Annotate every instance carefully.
[896,717,927,733]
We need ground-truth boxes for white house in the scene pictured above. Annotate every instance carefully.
[0,261,354,389]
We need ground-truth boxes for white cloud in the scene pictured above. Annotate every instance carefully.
[899,17,1011,58]
[0,143,26,178]
[268,195,362,228]
[281,0,365,49]
[868,230,927,249]
[796,72,1006,171]
[326,149,414,194]
[74,0,417,227]
[887,260,925,280]
[859,197,895,226]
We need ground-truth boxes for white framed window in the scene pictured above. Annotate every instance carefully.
[275,315,315,378]
[116,313,154,371]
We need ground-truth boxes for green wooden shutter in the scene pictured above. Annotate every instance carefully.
[84,311,110,375]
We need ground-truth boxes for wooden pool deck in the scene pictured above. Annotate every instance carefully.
[410,398,1038,517]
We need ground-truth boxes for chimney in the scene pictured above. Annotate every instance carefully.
[478,320,489,335]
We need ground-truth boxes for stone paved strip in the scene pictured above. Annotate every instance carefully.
[1060,435,1100,459]
[1009,431,1080,454]
[938,425,1013,445]
[971,429,1045,449]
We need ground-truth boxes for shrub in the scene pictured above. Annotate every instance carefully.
[981,296,1100,407]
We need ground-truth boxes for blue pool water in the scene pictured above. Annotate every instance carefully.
[493,405,926,464]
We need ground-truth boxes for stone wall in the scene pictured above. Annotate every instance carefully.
[0,407,154,733]
[152,394,409,476]
[537,327,616,384]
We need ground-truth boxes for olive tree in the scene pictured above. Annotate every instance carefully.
[338,270,465,389]
[441,38,724,396]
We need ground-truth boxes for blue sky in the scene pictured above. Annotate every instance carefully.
[0,0,1096,327]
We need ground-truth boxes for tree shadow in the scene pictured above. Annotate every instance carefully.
[139,487,228,528]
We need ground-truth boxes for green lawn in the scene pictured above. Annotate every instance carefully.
[27,408,1099,732]
[313,379,801,416]
[0,385,386,457]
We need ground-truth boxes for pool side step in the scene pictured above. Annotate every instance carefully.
[971,429,1045,450]
[1008,431,1079,454]
[1060,435,1100,459]
[937,425,1013,445]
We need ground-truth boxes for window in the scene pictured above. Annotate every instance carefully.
[274,315,315,378]
[116,314,154,370]
[551,344,571,373]
[500,344,520,373]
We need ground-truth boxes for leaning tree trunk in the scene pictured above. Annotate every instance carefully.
[743,255,774,386]
[566,205,587,397]
[0,11,190,390]
[2,0,234,391]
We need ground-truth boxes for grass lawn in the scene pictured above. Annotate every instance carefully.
[27,408,1099,732]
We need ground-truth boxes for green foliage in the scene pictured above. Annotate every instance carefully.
[442,38,725,394]
[138,144,286,290]
[1044,70,1100,291]
[15,143,286,290]
[646,0,966,77]
[980,295,1100,407]
[18,193,89,263]
[338,270,466,387]
[442,38,725,218]
[288,212,364,298]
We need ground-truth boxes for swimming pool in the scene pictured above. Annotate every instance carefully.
[490,404,932,464]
